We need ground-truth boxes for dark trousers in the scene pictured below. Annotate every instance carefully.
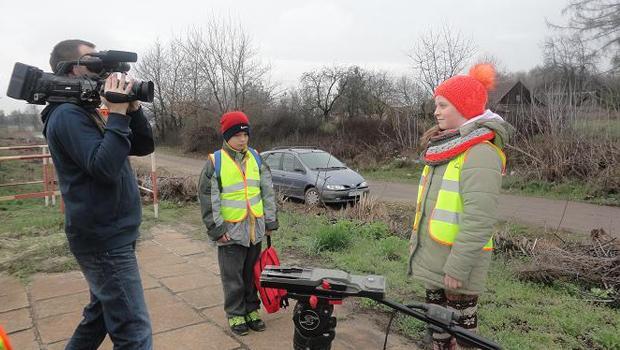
[65,243,152,350]
[218,242,262,317]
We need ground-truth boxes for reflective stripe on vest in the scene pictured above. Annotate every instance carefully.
[413,141,506,251]
[215,149,264,222]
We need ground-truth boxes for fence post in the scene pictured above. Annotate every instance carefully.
[48,147,57,206]
[42,146,49,206]
[151,152,159,219]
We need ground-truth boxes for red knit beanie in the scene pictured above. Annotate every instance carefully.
[434,63,496,119]
[220,111,250,141]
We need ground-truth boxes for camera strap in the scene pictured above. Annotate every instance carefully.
[88,110,107,135]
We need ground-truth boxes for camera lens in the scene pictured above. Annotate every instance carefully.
[131,80,154,102]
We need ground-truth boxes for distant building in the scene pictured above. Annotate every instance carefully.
[488,80,541,135]
[488,80,537,111]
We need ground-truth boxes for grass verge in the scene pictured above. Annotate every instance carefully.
[271,210,620,349]
[0,155,75,280]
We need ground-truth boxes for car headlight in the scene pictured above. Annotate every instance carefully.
[326,184,346,190]
[359,181,368,188]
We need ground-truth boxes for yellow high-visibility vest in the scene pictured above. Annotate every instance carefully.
[413,141,506,251]
[210,149,264,222]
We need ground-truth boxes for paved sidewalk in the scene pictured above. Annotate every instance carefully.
[0,225,415,349]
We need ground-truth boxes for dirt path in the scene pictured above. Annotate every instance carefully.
[133,153,620,237]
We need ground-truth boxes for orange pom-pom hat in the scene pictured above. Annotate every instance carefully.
[434,63,496,119]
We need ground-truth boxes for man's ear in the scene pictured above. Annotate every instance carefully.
[69,65,79,77]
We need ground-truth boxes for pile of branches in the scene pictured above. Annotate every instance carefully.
[138,175,197,202]
[496,228,620,306]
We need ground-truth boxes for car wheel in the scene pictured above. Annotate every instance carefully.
[304,187,321,206]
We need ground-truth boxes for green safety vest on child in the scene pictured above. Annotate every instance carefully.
[209,147,264,222]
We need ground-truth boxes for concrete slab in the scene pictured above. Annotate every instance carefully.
[153,323,239,350]
[0,308,32,333]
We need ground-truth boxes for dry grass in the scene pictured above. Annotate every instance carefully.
[496,226,620,306]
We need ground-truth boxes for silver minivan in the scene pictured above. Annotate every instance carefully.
[261,147,369,205]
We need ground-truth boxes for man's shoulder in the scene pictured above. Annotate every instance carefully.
[52,102,88,113]
[48,103,89,120]
[46,103,94,130]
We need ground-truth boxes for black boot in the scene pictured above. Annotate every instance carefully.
[229,316,249,336]
[245,310,266,332]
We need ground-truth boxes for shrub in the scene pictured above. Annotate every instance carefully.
[309,221,353,253]
[378,236,407,261]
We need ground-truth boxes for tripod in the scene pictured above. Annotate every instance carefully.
[260,266,501,350]
[289,294,500,350]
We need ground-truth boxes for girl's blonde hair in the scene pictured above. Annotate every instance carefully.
[420,125,441,148]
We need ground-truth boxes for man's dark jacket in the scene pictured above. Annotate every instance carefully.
[42,103,154,253]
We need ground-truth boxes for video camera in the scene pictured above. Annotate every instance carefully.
[6,50,154,107]
[261,266,502,350]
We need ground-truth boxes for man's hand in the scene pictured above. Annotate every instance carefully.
[444,274,462,289]
[265,230,272,236]
[217,233,231,243]
[102,73,133,115]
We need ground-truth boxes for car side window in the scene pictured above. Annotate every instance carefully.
[282,153,295,172]
[294,158,304,172]
[283,154,305,173]
[265,152,282,171]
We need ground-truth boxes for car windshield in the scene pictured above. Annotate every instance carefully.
[298,152,346,170]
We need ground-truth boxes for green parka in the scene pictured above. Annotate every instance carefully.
[408,118,513,294]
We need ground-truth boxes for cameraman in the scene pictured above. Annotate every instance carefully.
[41,39,154,350]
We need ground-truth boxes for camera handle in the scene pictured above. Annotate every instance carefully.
[103,91,134,103]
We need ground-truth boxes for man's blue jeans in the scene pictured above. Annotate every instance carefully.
[65,242,152,350]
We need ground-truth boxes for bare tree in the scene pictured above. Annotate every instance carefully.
[337,67,395,119]
[553,0,619,50]
[135,39,186,141]
[409,25,476,94]
[543,33,600,99]
[386,76,429,149]
[136,16,270,144]
[549,0,620,71]
[300,66,348,120]
[392,76,425,108]
[183,17,269,115]
[364,70,394,119]
[338,66,367,118]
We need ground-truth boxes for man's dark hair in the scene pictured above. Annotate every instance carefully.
[49,39,95,74]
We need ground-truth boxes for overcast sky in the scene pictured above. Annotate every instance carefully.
[0,0,569,112]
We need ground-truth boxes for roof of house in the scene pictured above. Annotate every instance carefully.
[488,80,527,106]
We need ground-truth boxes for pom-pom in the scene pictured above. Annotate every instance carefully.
[468,63,496,91]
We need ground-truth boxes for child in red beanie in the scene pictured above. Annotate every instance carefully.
[197,111,279,336]
[408,64,514,350]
